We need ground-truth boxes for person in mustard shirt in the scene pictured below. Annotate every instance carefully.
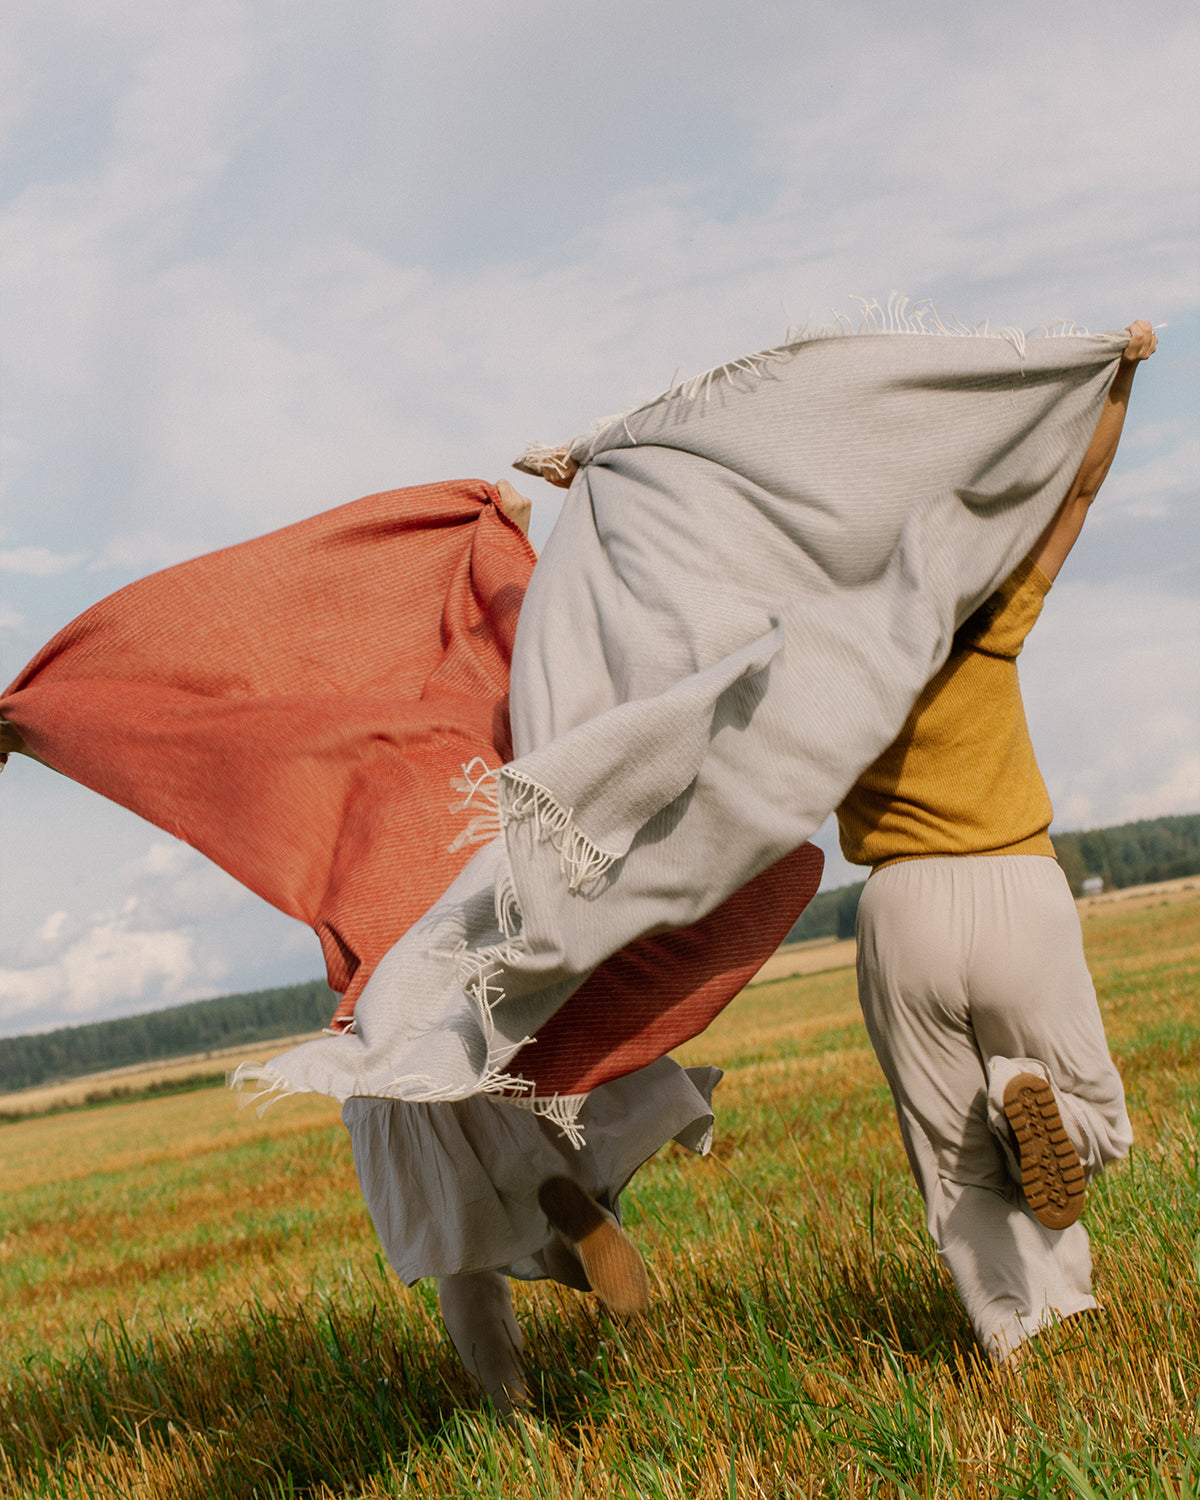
[837,321,1158,1365]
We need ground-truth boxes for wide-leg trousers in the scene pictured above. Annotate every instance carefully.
[855,854,1132,1361]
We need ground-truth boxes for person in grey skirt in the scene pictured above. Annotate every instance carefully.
[351,482,722,1418]
[836,321,1157,1363]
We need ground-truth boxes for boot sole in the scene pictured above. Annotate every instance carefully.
[537,1177,650,1316]
[1002,1072,1086,1231]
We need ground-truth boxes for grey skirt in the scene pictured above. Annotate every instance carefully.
[342,1057,721,1285]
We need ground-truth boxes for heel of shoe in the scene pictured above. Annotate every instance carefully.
[538,1177,650,1316]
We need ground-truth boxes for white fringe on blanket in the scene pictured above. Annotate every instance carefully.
[499,768,619,893]
[234,757,601,1142]
[450,757,617,894]
[515,293,1096,478]
[447,756,503,852]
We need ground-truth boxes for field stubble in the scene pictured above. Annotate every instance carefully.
[1,892,1198,1497]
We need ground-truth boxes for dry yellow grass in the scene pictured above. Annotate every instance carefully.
[1,1087,362,1360]
[1,886,1197,1497]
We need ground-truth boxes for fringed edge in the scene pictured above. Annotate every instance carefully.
[227,1062,304,1119]
[429,862,541,1111]
[489,1087,589,1148]
[512,442,577,483]
[521,293,1101,467]
[399,924,590,1144]
[448,756,503,853]
[442,828,592,1144]
[499,768,618,893]
[228,1020,589,1145]
[494,867,521,942]
[230,819,594,1144]
[451,937,530,1018]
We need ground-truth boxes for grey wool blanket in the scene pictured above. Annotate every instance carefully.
[240,316,1132,1136]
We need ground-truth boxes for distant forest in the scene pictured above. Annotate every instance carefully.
[1050,814,1200,898]
[784,812,1200,945]
[1,980,336,1094]
[3,814,1197,1094]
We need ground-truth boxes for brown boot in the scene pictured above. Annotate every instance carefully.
[537,1177,650,1316]
[1002,1072,1087,1230]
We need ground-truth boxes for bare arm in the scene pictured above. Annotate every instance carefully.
[1030,320,1158,582]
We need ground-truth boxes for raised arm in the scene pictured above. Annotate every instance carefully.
[1030,320,1158,582]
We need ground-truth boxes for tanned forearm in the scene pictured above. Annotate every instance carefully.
[1031,320,1158,582]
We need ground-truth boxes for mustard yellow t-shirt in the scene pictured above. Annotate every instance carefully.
[837,558,1055,870]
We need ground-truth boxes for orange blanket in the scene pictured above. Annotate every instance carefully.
[2,480,819,1095]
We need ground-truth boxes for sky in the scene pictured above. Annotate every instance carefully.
[2,0,1198,1038]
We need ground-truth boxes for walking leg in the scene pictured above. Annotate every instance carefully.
[437,1270,529,1415]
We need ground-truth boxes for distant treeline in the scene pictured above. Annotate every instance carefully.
[1050,814,1200,897]
[785,881,867,945]
[785,812,1200,946]
[1,980,336,1094]
[4,815,1197,1094]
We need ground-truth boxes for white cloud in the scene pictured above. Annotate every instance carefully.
[0,919,205,1027]
[1091,434,1200,524]
[7,0,1198,561]
[123,839,250,926]
[1118,754,1200,824]
[1025,580,1200,831]
[87,529,211,575]
[0,839,233,1025]
[0,835,318,1032]
[1,545,87,575]
[35,909,68,946]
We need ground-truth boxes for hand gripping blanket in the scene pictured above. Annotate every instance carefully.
[0,478,822,1101]
[226,318,1132,1137]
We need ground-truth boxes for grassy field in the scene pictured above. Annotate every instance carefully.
[1,889,1197,1498]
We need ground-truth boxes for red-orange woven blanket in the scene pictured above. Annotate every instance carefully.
[1,479,819,1096]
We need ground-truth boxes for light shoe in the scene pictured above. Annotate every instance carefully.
[1002,1072,1087,1230]
[537,1177,650,1316]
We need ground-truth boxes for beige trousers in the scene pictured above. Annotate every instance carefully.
[855,854,1132,1362]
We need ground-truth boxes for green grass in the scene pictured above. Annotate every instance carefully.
[1,894,1198,1497]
